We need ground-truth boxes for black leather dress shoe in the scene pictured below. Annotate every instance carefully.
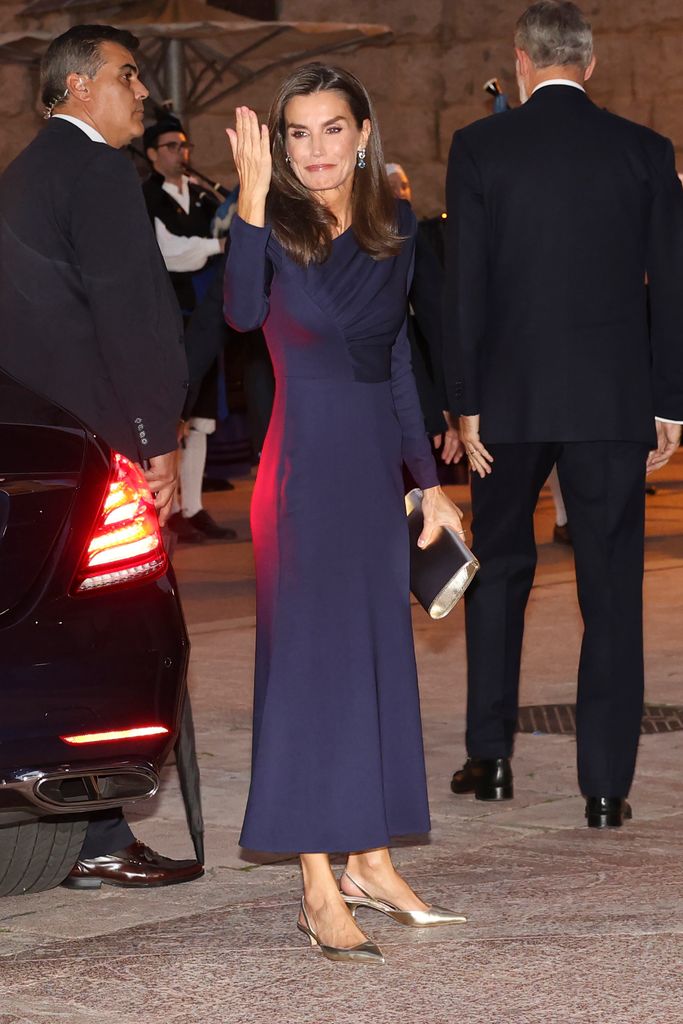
[450,757,513,801]
[189,509,237,540]
[585,797,633,829]
[167,512,206,544]
[61,841,204,889]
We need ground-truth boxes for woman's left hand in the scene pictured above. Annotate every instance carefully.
[418,486,465,547]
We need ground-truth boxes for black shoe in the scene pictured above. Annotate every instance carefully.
[167,512,206,544]
[585,797,632,829]
[62,841,204,889]
[450,757,513,801]
[202,477,235,492]
[553,523,572,546]
[188,509,237,540]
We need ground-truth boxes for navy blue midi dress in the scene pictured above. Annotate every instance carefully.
[223,200,439,853]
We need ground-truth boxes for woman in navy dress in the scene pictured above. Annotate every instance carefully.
[224,64,466,965]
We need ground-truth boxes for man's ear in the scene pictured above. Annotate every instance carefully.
[146,147,158,164]
[514,48,531,77]
[65,71,89,102]
[584,55,597,82]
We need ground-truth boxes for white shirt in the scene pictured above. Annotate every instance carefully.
[52,113,107,144]
[153,175,220,273]
[532,78,586,95]
[531,81,681,425]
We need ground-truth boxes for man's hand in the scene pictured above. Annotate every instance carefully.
[647,419,682,475]
[143,450,178,526]
[459,414,494,478]
[177,418,191,445]
[418,485,466,547]
[434,410,465,464]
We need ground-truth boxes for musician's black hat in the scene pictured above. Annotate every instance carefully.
[143,114,185,152]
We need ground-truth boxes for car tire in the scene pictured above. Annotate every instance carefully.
[0,816,88,897]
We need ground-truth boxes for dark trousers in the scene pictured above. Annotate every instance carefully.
[465,441,648,796]
[79,810,135,859]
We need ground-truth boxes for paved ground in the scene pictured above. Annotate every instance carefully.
[1,455,683,1024]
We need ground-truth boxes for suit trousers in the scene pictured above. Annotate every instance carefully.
[79,811,135,859]
[464,440,648,796]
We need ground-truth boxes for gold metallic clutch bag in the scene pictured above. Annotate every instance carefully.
[405,488,480,619]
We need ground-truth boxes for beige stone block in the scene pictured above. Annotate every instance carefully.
[592,0,683,33]
[0,64,32,119]
[324,41,443,109]
[590,29,640,89]
[442,0,520,44]
[379,99,441,164]
[651,92,683,148]
[442,38,517,107]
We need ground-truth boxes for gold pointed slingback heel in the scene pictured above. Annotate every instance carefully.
[296,897,386,965]
[340,872,467,927]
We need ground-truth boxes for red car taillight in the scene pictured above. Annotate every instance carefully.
[72,452,167,593]
[61,725,170,745]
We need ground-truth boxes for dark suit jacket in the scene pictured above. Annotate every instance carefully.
[0,117,188,460]
[444,85,683,444]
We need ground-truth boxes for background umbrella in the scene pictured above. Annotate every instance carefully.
[175,689,204,864]
[6,1,392,119]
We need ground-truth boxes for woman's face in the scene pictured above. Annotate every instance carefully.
[283,90,371,199]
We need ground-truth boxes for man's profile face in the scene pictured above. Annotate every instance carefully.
[148,131,190,180]
[85,41,148,147]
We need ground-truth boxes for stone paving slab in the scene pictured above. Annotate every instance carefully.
[1,459,683,1022]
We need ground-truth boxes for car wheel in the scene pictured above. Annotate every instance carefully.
[0,816,88,897]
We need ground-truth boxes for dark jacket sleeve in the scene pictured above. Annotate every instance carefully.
[646,137,683,421]
[223,215,272,331]
[409,219,448,425]
[443,129,489,416]
[391,218,439,489]
[71,146,187,459]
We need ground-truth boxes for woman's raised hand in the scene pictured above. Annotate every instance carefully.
[226,106,272,227]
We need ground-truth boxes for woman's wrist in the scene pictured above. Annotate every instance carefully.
[237,194,268,227]
[422,485,443,500]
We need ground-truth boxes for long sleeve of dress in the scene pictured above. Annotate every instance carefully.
[391,230,439,490]
[223,214,272,332]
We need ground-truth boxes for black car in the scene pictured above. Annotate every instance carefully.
[0,368,189,897]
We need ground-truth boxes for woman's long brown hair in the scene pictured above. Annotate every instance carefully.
[267,63,403,266]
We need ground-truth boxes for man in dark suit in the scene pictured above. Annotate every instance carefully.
[444,1,683,826]
[0,25,203,884]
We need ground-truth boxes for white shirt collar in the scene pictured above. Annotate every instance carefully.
[532,79,586,95]
[162,175,190,198]
[161,176,191,214]
[52,114,107,145]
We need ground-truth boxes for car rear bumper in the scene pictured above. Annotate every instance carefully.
[0,759,160,826]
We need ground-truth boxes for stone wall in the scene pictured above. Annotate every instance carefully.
[1,1,683,217]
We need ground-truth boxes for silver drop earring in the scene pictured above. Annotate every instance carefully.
[357,148,366,169]
[285,153,291,164]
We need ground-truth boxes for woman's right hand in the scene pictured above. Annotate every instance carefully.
[226,106,272,227]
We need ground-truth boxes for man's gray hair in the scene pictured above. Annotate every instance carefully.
[515,1,593,69]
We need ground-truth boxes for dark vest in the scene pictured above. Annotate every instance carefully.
[143,173,219,313]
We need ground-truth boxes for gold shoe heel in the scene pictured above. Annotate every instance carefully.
[297,920,318,946]
[297,898,385,965]
[341,873,467,928]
